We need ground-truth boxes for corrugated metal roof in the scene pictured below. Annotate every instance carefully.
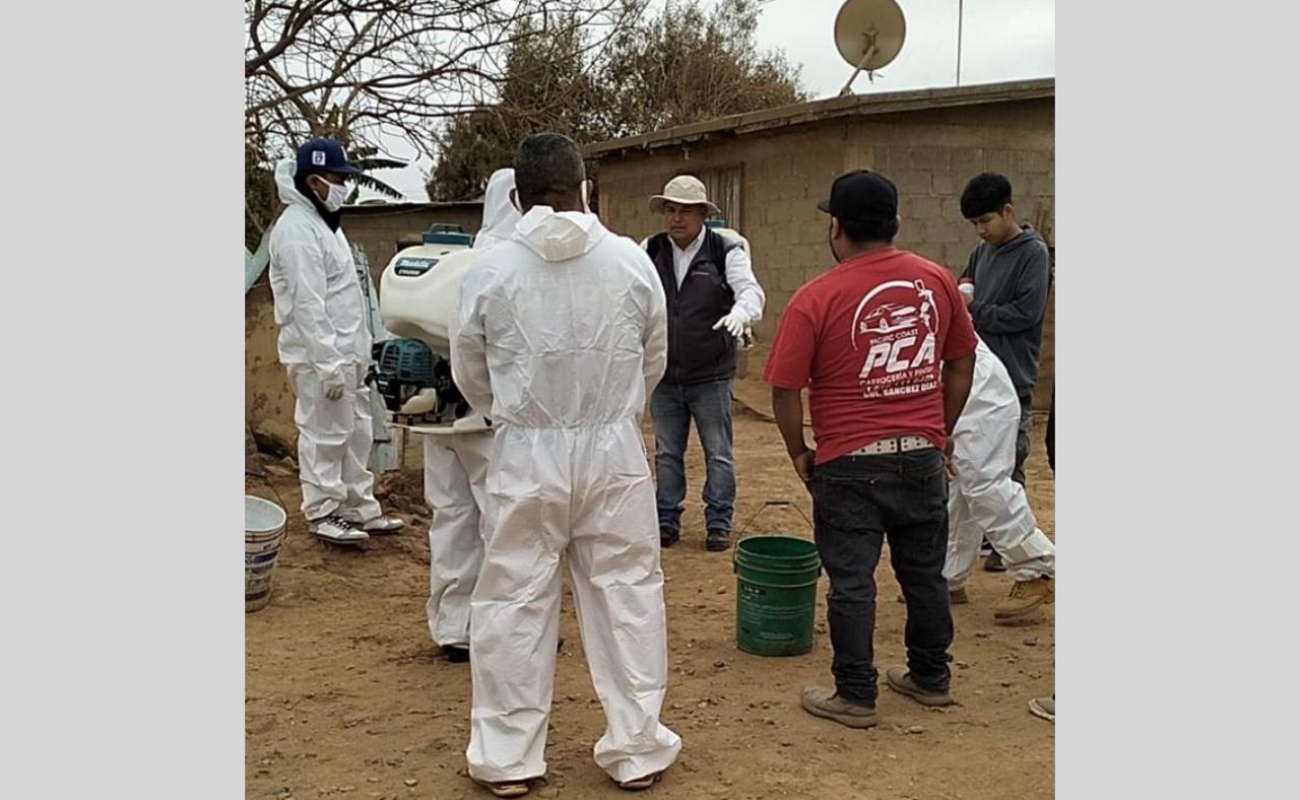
[584,78,1054,159]
[341,199,484,215]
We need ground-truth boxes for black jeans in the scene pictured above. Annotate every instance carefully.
[809,448,954,705]
[1012,392,1033,486]
[1045,388,1055,473]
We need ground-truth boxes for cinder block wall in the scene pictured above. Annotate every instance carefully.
[593,98,1055,409]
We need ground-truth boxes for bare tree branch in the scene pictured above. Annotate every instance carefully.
[246,0,638,157]
[426,0,806,200]
[246,0,648,246]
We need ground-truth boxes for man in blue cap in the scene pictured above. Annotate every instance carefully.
[267,137,404,545]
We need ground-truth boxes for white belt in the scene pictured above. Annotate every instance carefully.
[847,435,935,456]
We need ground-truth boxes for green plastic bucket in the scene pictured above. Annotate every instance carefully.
[733,534,821,656]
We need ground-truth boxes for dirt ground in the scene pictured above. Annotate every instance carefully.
[246,385,1056,800]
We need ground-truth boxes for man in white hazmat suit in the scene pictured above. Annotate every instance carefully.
[452,133,681,797]
[420,167,520,664]
[944,338,1055,619]
[267,137,404,545]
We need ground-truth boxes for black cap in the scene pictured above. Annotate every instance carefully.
[817,169,898,223]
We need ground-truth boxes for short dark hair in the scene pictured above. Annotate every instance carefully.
[839,216,899,244]
[514,133,585,207]
[960,172,1013,219]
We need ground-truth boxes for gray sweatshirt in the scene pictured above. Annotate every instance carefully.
[960,224,1052,397]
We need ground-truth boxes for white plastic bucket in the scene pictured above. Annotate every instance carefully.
[246,495,287,612]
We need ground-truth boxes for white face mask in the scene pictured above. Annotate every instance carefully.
[313,177,349,212]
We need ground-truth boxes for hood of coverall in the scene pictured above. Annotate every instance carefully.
[275,157,343,230]
[274,158,309,208]
[513,204,605,262]
[474,169,522,251]
[426,169,521,436]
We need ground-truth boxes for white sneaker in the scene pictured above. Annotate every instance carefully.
[1029,695,1055,722]
[309,515,369,545]
[361,515,404,534]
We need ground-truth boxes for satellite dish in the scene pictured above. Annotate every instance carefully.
[833,0,907,96]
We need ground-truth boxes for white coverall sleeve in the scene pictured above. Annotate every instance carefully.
[450,266,496,417]
[724,246,766,323]
[643,270,668,396]
[278,238,348,370]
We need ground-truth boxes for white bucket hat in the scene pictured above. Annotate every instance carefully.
[649,174,720,216]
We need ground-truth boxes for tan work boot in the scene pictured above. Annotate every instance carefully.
[885,667,954,707]
[800,686,879,728]
[994,576,1055,620]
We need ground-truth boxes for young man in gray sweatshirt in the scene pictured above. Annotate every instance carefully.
[958,172,1052,499]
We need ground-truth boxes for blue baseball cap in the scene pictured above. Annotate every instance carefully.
[296,138,362,176]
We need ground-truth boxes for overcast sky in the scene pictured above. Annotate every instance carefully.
[363,0,1055,201]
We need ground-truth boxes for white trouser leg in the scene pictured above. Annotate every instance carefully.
[944,487,982,591]
[569,423,681,783]
[335,379,383,523]
[288,364,367,521]
[996,522,1055,582]
[422,433,491,646]
[951,425,1055,583]
[466,431,569,783]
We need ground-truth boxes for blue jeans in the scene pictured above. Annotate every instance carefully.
[651,378,735,533]
[809,448,954,705]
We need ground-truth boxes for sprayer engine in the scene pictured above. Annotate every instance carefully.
[370,338,469,425]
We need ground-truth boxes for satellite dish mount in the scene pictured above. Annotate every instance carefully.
[832,0,907,97]
[838,29,882,96]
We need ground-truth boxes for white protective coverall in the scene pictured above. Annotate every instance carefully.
[945,339,1056,588]
[421,168,520,648]
[451,203,681,785]
[268,159,382,524]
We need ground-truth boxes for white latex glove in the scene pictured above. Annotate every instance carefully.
[322,367,347,401]
[712,309,750,338]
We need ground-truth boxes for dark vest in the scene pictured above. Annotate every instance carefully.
[646,229,743,385]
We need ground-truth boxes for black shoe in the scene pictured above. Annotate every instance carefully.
[660,528,680,548]
[443,641,560,662]
[984,551,1007,572]
[706,529,731,552]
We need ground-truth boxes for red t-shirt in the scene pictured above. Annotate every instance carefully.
[764,247,979,464]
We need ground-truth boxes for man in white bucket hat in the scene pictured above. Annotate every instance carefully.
[644,174,766,553]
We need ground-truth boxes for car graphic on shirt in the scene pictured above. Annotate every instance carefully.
[859,302,920,335]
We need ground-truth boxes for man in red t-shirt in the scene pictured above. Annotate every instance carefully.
[764,169,977,729]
